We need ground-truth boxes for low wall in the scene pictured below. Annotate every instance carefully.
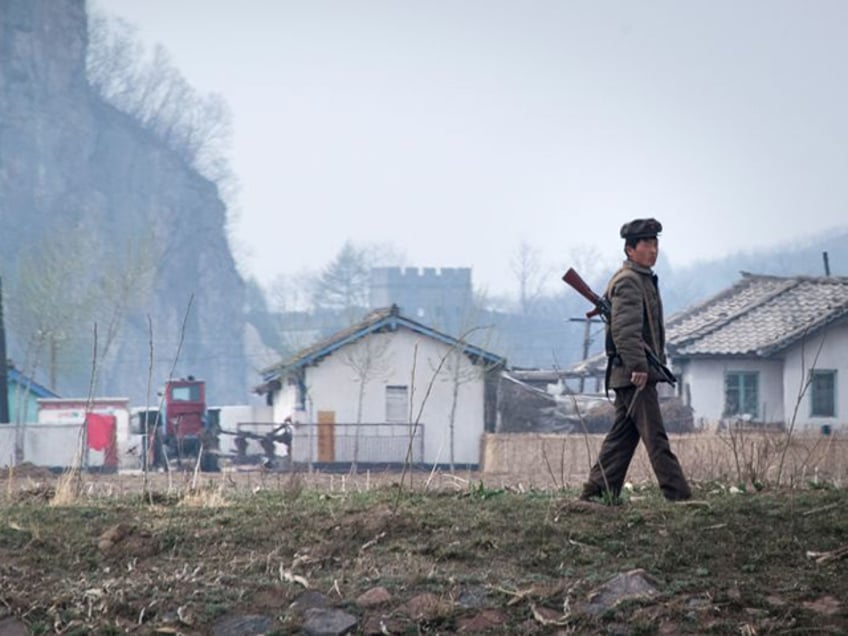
[481,431,848,489]
[0,423,115,470]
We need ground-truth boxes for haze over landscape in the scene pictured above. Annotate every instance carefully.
[96,0,848,294]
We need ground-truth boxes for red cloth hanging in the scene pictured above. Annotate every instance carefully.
[86,413,115,451]
[86,413,118,467]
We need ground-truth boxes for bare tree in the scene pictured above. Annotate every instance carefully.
[91,234,159,373]
[86,9,234,186]
[7,225,159,395]
[510,241,550,315]
[8,233,98,390]
[268,271,313,314]
[310,242,371,317]
[339,334,392,472]
[432,299,500,470]
[309,241,404,320]
[564,245,611,291]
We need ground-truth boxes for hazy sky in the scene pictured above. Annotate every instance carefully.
[96,0,848,295]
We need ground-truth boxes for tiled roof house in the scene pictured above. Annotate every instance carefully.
[256,305,506,468]
[571,273,848,431]
[667,273,848,430]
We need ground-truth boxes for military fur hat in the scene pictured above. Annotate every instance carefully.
[620,218,662,240]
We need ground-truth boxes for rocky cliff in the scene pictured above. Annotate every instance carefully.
[0,0,249,405]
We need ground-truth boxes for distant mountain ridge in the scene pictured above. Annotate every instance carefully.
[663,227,847,316]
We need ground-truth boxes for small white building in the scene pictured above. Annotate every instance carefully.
[667,273,848,432]
[35,397,131,469]
[255,305,505,468]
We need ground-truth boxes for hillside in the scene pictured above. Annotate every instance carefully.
[0,0,248,404]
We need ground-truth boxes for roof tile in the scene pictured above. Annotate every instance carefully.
[667,274,848,356]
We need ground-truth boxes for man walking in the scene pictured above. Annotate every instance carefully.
[580,218,691,502]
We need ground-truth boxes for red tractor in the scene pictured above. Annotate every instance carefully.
[145,376,219,471]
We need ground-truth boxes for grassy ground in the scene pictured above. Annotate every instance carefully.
[0,471,846,634]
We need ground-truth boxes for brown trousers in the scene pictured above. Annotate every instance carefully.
[582,384,691,501]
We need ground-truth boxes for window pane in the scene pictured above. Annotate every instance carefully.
[171,386,200,401]
[811,371,836,417]
[724,372,758,418]
[386,385,408,423]
[742,373,759,416]
[724,375,740,416]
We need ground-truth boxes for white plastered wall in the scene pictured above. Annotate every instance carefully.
[782,319,848,432]
[277,328,486,465]
[677,357,785,425]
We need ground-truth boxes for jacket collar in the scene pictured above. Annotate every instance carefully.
[622,259,653,276]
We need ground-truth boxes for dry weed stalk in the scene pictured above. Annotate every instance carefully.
[717,422,778,487]
[776,330,826,486]
[282,471,304,501]
[5,464,13,501]
[143,314,154,501]
[710,329,828,489]
[178,482,229,508]
[52,324,100,506]
[552,352,612,497]
[142,295,194,501]
[806,545,848,565]
[395,325,492,505]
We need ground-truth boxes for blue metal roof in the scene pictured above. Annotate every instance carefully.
[7,367,59,398]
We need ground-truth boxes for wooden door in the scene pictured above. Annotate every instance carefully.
[317,410,335,462]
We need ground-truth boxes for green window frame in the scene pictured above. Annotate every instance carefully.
[810,370,836,418]
[724,371,759,418]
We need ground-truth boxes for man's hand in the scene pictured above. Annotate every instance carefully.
[630,371,648,390]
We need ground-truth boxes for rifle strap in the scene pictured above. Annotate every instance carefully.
[638,275,661,360]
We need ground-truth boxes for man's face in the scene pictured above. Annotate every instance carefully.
[627,237,658,268]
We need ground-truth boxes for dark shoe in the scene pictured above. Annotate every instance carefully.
[579,486,600,502]
[667,493,692,502]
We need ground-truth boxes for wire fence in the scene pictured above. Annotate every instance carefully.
[290,422,425,467]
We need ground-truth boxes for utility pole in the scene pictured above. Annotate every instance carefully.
[569,317,603,393]
[0,276,8,424]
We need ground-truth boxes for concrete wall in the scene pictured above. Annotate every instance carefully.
[480,431,848,488]
[0,402,276,470]
[8,382,44,425]
[677,357,785,423]
[369,267,473,334]
[38,398,131,468]
[783,320,848,432]
[0,423,105,469]
[676,318,848,431]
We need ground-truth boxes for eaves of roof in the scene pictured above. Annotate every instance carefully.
[260,306,506,384]
[7,367,59,398]
[667,275,848,358]
[666,274,797,347]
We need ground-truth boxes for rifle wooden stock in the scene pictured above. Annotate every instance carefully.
[562,268,611,321]
[562,268,600,305]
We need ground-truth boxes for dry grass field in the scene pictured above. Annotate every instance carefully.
[0,431,846,635]
[482,431,848,491]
